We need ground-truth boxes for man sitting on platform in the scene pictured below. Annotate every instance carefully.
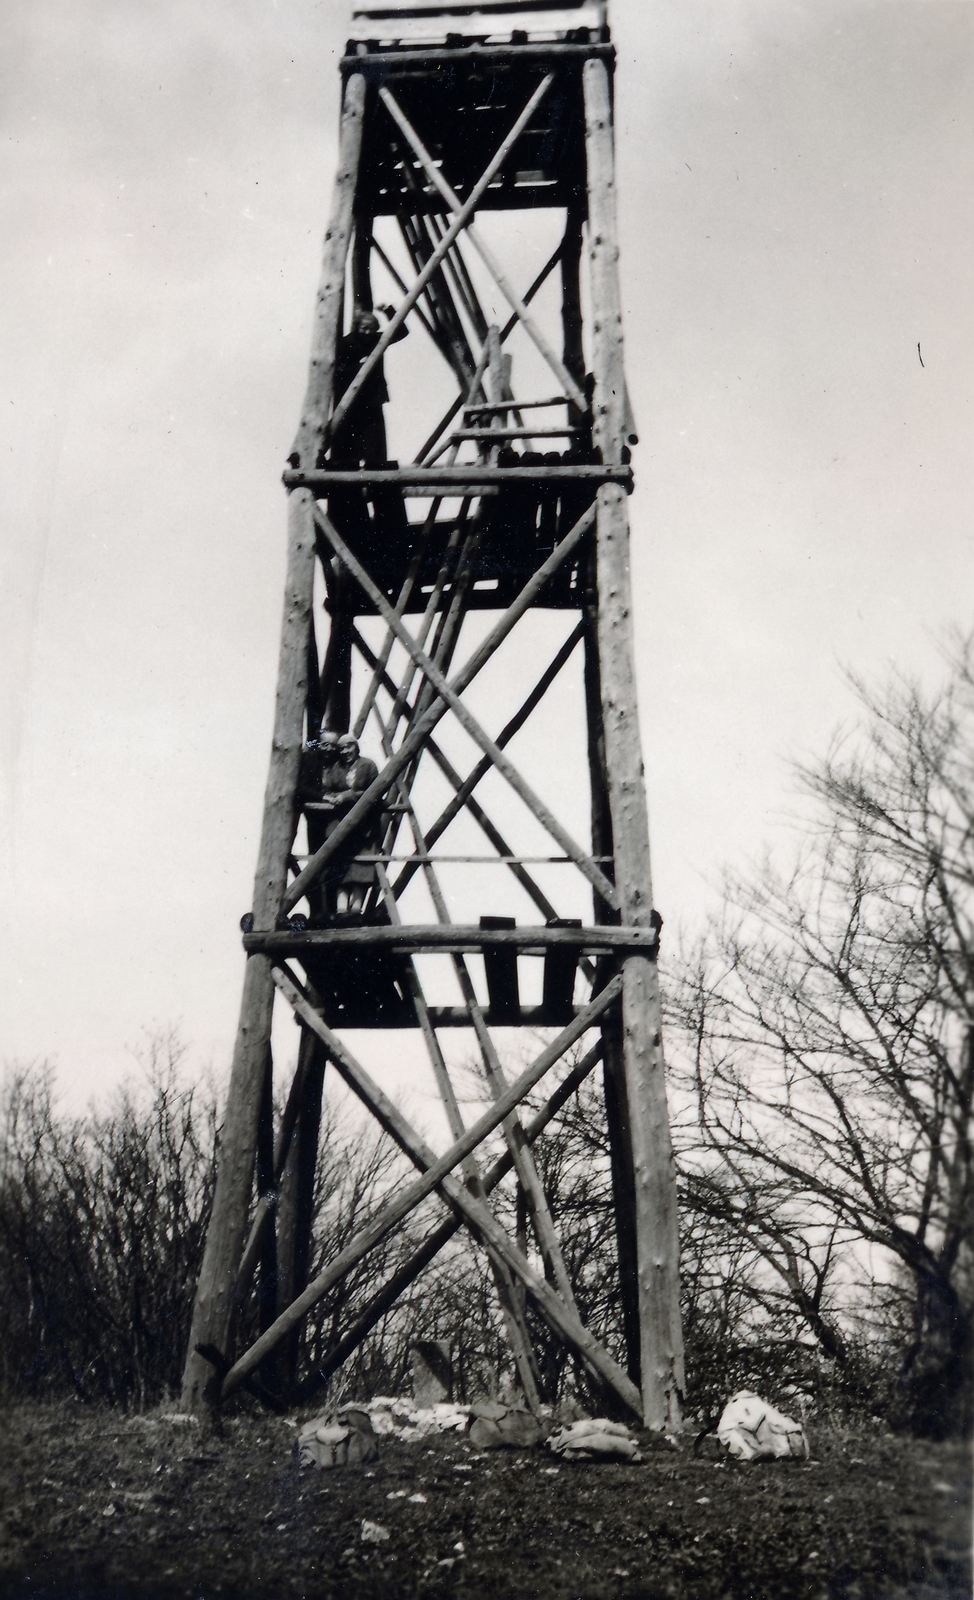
[309,733,381,917]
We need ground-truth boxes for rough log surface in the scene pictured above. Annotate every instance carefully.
[585,55,685,1431]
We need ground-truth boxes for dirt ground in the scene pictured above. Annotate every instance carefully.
[0,1402,969,1600]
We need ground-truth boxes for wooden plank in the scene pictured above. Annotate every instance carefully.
[261,973,638,1415]
[284,464,629,488]
[584,55,684,1432]
[219,971,625,1399]
[302,1038,603,1394]
[465,396,569,414]
[542,917,582,1023]
[452,427,579,440]
[325,74,554,447]
[281,502,595,914]
[315,507,619,907]
[289,75,367,469]
[480,916,520,1022]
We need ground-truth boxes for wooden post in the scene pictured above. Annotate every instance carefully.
[275,1028,327,1398]
[255,1047,278,1341]
[584,607,641,1383]
[180,75,365,1413]
[584,55,685,1431]
[290,75,367,470]
[561,206,586,410]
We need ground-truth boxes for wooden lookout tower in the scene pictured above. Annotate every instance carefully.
[182,0,684,1430]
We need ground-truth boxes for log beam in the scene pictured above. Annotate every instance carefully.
[180,78,365,1413]
[584,55,684,1431]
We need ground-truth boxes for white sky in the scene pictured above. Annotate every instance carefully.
[2,0,972,1112]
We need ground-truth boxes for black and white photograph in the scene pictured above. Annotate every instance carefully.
[2,1,972,1595]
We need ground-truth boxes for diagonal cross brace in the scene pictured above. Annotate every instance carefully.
[281,502,602,913]
[379,86,587,414]
[271,969,640,1416]
[314,507,619,908]
[219,970,630,1405]
[414,239,564,466]
[350,623,569,933]
[389,622,585,901]
[322,73,554,453]
[306,1037,604,1393]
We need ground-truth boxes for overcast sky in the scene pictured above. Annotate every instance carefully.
[2,0,972,1111]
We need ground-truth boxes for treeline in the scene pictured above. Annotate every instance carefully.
[0,1039,923,1430]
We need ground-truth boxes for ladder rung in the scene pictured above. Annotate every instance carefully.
[463,396,572,414]
[451,426,581,440]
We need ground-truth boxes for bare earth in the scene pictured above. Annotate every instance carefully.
[0,1403,969,1599]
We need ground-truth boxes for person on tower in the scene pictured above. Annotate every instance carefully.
[327,306,408,469]
[332,734,380,916]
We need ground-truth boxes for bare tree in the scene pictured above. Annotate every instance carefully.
[669,642,974,1436]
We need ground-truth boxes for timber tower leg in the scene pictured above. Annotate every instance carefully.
[182,0,684,1431]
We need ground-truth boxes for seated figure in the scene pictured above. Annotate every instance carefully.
[332,735,380,915]
[305,732,381,918]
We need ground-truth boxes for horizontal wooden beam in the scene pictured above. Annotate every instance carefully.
[425,1005,576,1028]
[465,396,570,414]
[451,427,580,440]
[292,853,614,864]
[340,44,614,73]
[245,923,657,954]
[285,464,630,490]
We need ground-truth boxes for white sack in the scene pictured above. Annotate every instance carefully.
[716,1391,808,1462]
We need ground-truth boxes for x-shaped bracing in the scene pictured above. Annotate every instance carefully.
[221,966,640,1417]
[284,500,612,915]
